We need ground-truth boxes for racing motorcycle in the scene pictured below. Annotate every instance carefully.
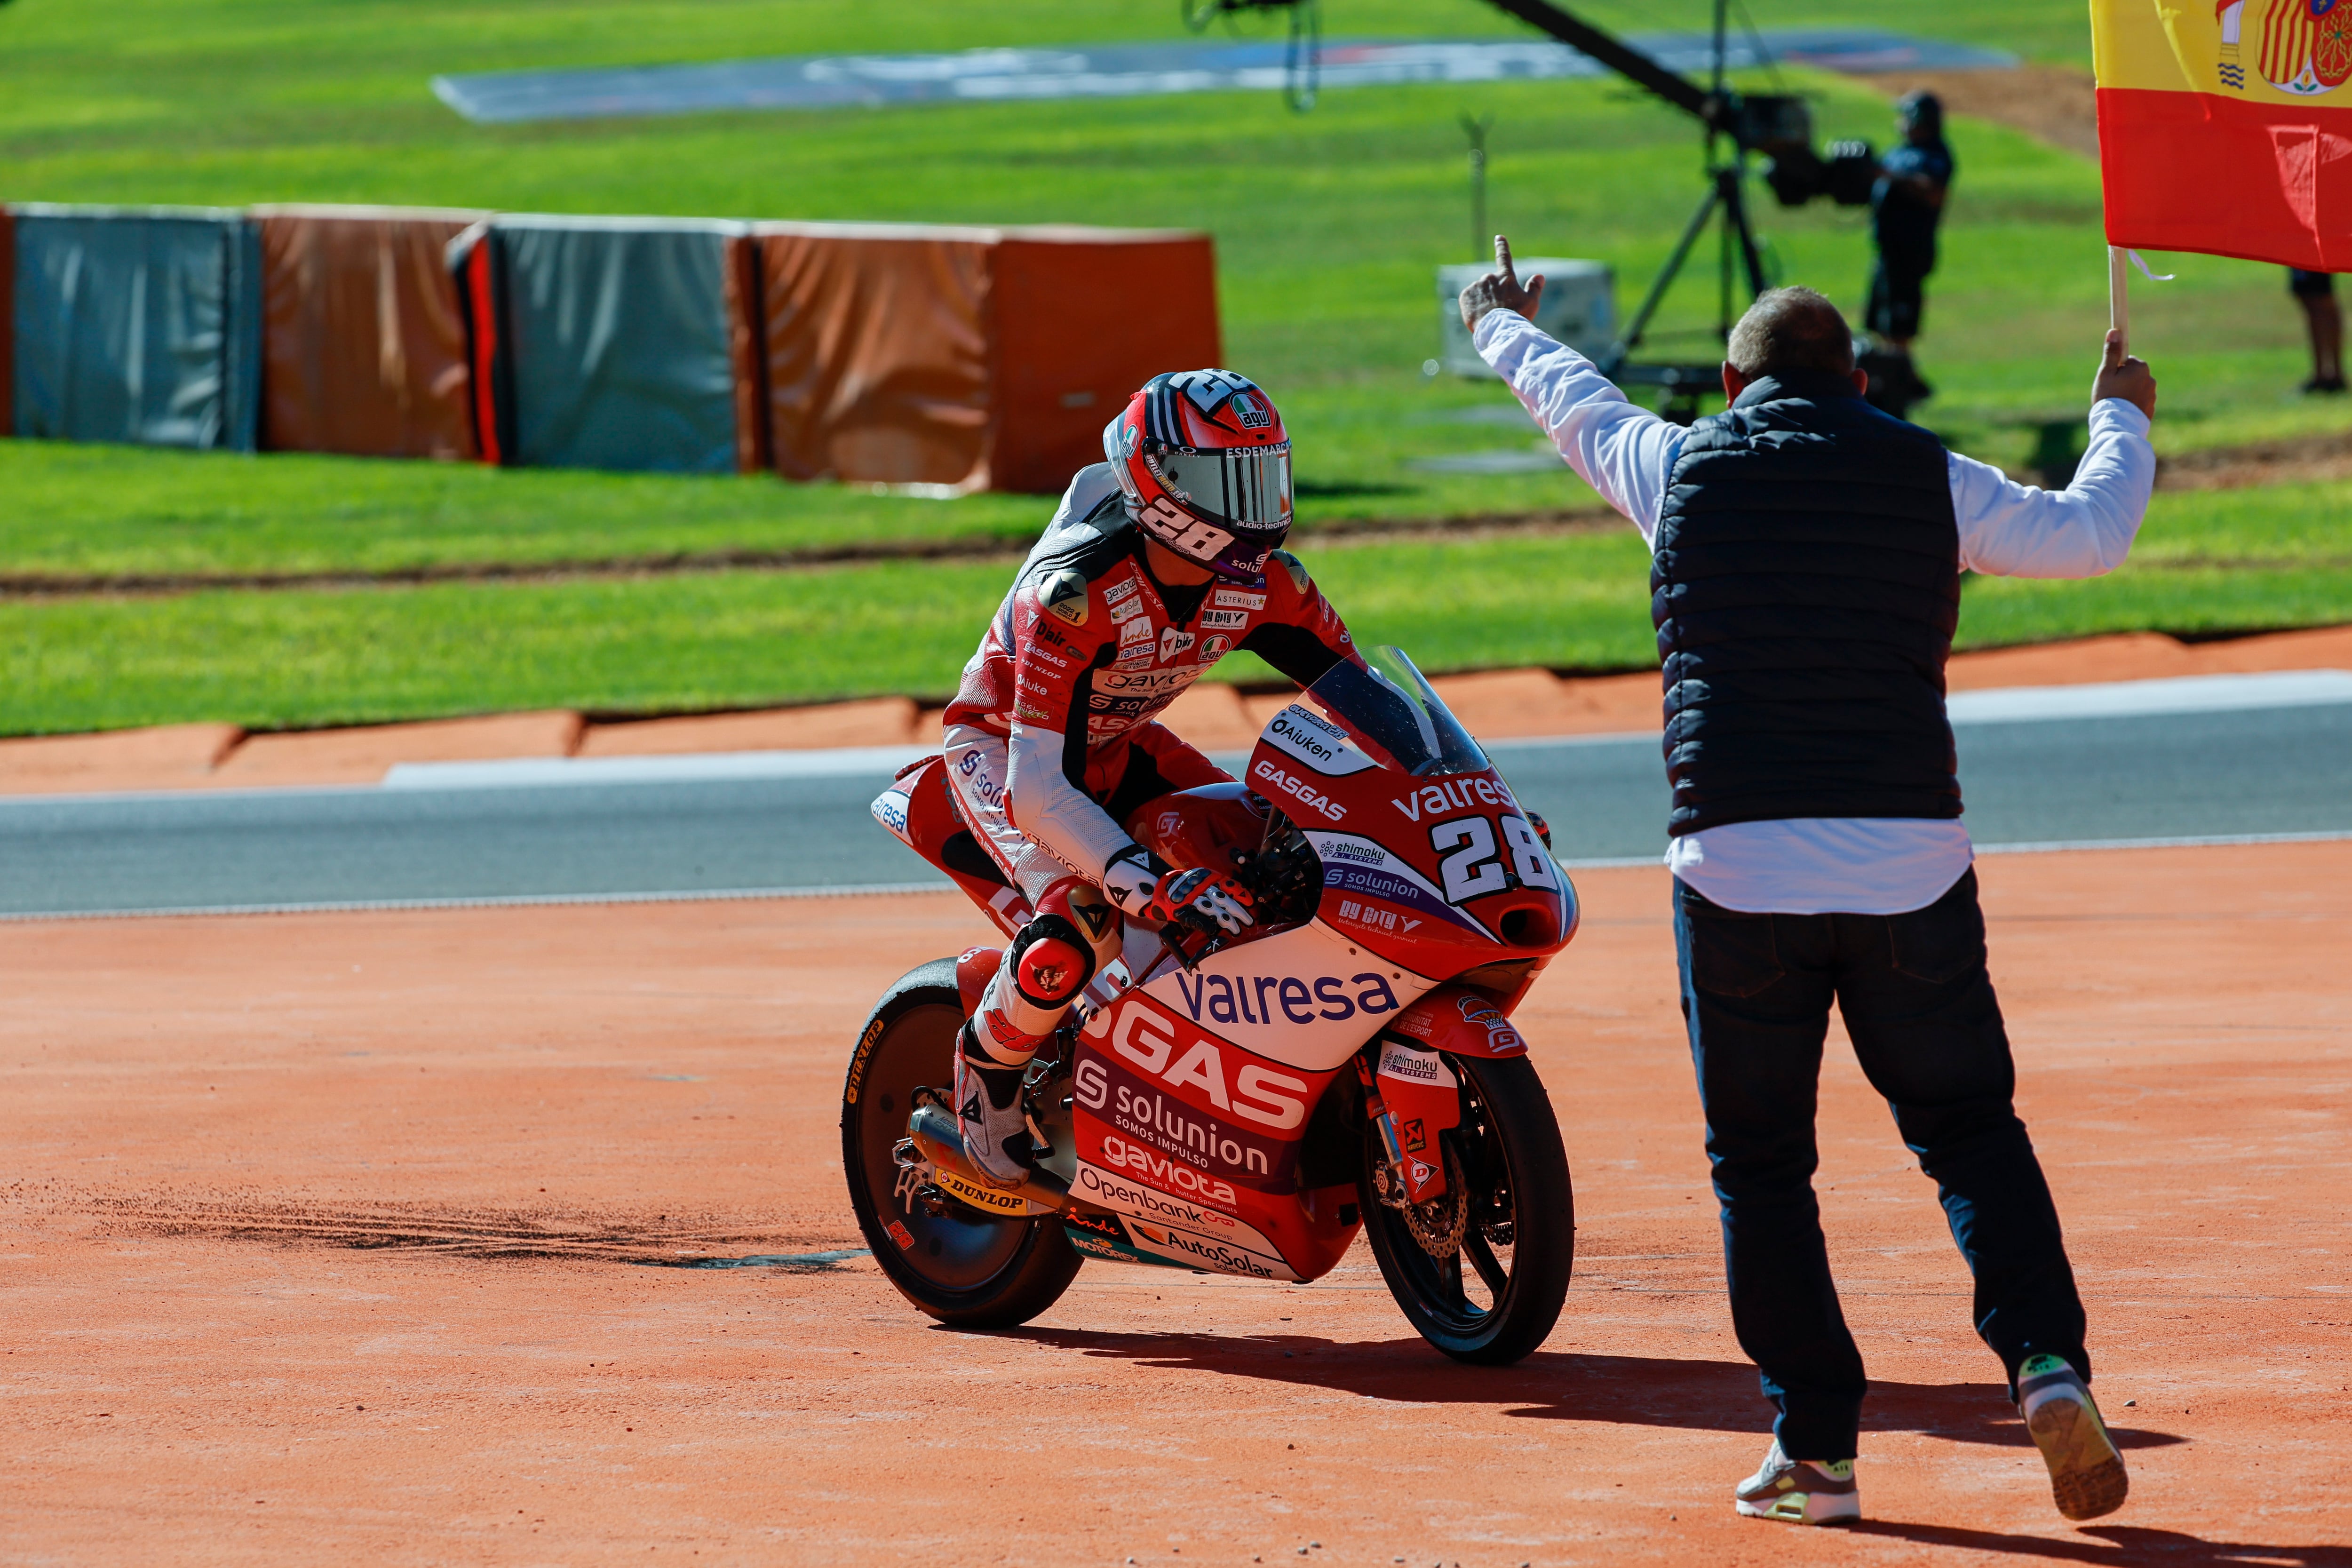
[843,648,1578,1363]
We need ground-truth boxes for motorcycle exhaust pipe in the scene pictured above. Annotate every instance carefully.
[907,1099,1073,1217]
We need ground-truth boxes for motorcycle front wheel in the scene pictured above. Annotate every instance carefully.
[840,958,1081,1329]
[1359,1050,1573,1365]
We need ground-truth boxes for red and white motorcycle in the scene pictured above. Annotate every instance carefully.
[844,648,1578,1362]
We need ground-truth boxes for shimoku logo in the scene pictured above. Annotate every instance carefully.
[1377,1040,1454,1086]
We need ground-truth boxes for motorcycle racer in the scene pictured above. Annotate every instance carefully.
[938,369,1360,1185]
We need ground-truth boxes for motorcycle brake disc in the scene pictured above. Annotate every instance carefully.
[1403,1141,1471,1259]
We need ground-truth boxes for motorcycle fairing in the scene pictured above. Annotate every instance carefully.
[1062,1210,1192,1271]
[1075,991,1327,1195]
[1133,918,1436,1073]
[1249,713,1573,982]
[1385,985,1531,1059]
[1070,1155,1292,1262]
[1373,1037,1464,1205]
[1070,985,1367,1281]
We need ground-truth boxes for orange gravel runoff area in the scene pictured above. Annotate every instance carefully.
[4,844,2348,1565]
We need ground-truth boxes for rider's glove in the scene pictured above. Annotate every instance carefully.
[1143,866,1257,937]
[1101,846,1166,919]
[1102,849,1255,938]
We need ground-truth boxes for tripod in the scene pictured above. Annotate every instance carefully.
[1481,0,1793,419]
[1598,0,1773,419]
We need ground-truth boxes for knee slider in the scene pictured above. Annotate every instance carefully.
[1038,877,1123,971]
[1008,913,1097,1010]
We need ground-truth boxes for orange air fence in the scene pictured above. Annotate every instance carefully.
[756,223,1220,493]
[11,202,1216,493]
[252,206,484,461]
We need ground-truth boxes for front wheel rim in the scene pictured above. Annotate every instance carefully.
[1366,1065,1526,1338]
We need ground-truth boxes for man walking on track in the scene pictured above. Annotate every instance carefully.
[1460,238,2158,1526]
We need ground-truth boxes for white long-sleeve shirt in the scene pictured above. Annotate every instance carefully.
[1473,308,2157,914]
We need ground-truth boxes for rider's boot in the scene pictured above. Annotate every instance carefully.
[955,878,1120,1186]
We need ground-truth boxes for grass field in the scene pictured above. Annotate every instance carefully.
[9,478,2347,734]
[3,0,2348,733]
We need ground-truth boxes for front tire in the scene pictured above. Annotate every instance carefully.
[1360,1051,1573,1364]
[841,959,1081,1329]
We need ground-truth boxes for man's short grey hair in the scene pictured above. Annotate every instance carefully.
[1725,287,1856,379]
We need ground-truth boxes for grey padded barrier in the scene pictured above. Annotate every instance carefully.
[494,215,744,473]
[9,204,261,450]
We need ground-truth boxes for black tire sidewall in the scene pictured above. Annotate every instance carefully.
[840,960,1081,1329]
[1361,1051,1574,1364]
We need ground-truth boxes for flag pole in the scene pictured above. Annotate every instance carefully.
[2108,245,2130,348]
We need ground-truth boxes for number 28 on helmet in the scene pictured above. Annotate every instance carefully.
[1104,369,1294,581]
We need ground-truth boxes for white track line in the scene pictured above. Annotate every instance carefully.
[0,879,954,923]
[10,829,2349,922]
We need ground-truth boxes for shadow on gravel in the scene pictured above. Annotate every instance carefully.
[1007,1329,2186,1453]
[1848,1521,2350,1567]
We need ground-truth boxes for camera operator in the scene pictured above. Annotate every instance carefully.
[2288,270,2344,394]
[1865,91,1954,405]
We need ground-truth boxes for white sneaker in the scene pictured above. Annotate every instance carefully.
[1734,1440,1860,1525]
[953,1025,1033,1188]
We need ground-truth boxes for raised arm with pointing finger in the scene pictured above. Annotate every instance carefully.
[1461,234,2158,581]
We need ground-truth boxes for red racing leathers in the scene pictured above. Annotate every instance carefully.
[927,461,1358,1182]
[941,462,1359,904]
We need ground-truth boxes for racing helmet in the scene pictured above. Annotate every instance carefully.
[1104,369,1294,581]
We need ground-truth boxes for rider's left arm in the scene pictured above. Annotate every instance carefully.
[1238,551,1363,689]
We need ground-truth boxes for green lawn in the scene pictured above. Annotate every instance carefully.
[8,478,2344,735]
[2,0,2346,732]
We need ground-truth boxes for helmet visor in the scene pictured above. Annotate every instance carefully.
[1152,443,1292,532]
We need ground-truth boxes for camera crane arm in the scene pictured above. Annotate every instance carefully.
[1478,0,1725,132]
[1459,0,1875,400]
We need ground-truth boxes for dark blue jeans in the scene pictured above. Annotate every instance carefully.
[1672,869,2089,1461]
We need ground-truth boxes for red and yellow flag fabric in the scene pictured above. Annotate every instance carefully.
[2093,0,2352,268]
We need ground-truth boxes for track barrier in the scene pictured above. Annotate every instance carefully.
[255,205,485,462]
[5,203,1219,493]
[8,204,263,452]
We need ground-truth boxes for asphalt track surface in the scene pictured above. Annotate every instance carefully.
[6,682,2350,918]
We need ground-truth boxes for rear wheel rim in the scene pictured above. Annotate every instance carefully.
[852,1000,1031,1292]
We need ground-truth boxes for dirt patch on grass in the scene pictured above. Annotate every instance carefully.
[2159,428,2352,490]
[1862,64,2099,159]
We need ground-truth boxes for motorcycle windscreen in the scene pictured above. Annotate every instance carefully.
[1303,646,1487,779]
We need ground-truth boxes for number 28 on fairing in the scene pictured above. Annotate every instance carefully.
[1429,814,1558,904]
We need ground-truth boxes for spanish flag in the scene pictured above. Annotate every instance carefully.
[2094,0,2352,268]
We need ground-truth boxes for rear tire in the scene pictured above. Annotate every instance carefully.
[841,959,1081,1329]
[1359,1051,1573,1364]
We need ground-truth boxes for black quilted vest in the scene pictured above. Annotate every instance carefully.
[1651,369,1962,837]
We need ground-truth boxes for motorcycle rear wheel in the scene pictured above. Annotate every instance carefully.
[1359,1051,1573,1364]
[841,958,1081,1329]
